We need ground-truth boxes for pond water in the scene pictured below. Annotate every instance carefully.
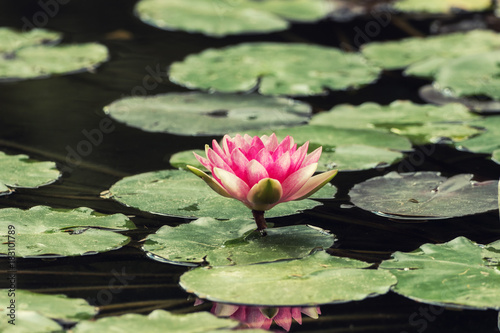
[1,1,500,332]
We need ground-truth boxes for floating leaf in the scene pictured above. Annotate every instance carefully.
[0,27,60,54]
[0,311,62,333]
[493,150,500,164]
[109,169,334,219]
[317,145,404,171]
[434,51,500,100]
[135,0,331,37]
[362,30,500,78]
[0,151,60,193]
[169,42,380,96]
[380,237,500,309]
[458,116,500,154]
[72,309,238,333]
[0,289,96,322]
[391,123,482,145]
[349,172,499,219]
[392,0,492,14]
[0,206,135,257]
[104,92,310,136]
[180,251,396,306]
[144,218,335,266]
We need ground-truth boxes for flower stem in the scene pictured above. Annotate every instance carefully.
[252,210,267,236]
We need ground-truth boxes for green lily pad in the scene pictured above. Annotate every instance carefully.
[434,51,500,100]
[144,218,335,266]
[380,237,500,309]
[349,172,499,219]
[180,251,397,306]
[458,116,500,154]
[0,289,96,322]
[493,149,500,164]
[104,92,311,136]
[0,27,61,54]
[392,0,492,14]
[0,311,63,333]
[135,0,331,37]
[169,42,380,96]
[317,145,404,171]
[109,169,335,219]
[72,309,238,333]
[310,101,479,145]
[361,30,500,78]
[0,206,135,257]
[0,151,60,194]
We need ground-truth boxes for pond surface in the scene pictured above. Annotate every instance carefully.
[0,1,500,332]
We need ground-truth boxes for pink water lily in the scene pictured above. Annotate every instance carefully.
[187,134,337,232]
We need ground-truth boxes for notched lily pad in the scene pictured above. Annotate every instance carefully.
[380,237,500,310]
[108,169,335,219]
[180,251,397,306]
[135,0,331,37]
[169,42,380,96]
[0,151,60,194]
[0,206,135,257]
[104,92,311,136]
[71,309,239,333]
[349,171,499,219]
[143,217,335,266]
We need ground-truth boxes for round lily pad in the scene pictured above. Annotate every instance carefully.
[0,27,61,54]
[169,42,380,96]
[143,218,335,266]
[135,0,331,37]
[392,0,492,14]
[0,206,135,257]
[104,92,311,136]
[180,251,397,306]
[72,309,238,333]
[0,151,60,194]
[108,169,334,219]
[349,171,499,219]
[361,30,500,78]
[380,237,500,309]
[433,51,500,101]
[317,145,404,171]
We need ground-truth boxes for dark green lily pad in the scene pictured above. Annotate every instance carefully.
[434,51,500,101]
[349,171,499,219]
[458,116,500,154]
[317,145,404,171]
[72,309,239,333]
[0,206,135,257]
[180,251,397,306]
[169,42,380,96]
[361,30,500,78]
[135,0,330,37]
[104,92,311,136]
[0,289,97,322]
[391,123,482,145]
[108,169,335,219]
[0,311,63,333]
[144,218,335,266]
[392,0,492,14]
[380,237,500,309]
[0,151,60,194]
[0,27,61,54]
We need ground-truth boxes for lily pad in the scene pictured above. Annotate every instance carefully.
[180,251,397,306]
[104,92,311,136]
[361,30,500,78]
[317,145,404,171]
[0,27,61,54]
[391,123,482,145]
[0,206,135,257]
[380,237,500,309]
[169,42,380,96]
[72,309,238,333]
[0,289,96,324]
[349,172,499,219]
[458,116,500,154]
[392,0,492,14]
[108,169,335,219]
[433,51,500,101]
[0,151,60,193]
[135,0,331,37]
[0,311,63,333]
[143,218,335,266]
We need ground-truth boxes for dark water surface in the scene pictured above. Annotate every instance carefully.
[0,1,500,332]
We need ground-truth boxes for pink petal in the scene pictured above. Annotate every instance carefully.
[246,307,269,329]
[246,146,260,160]
[207,147,232,172]
[222,135,235,156]
[280,163,318,200]
[273,307,293,332]
[303,146,322,166]
[289,142,309,173]
[230,148,249,182]
[234,134,250,153]
[212,139,231,166]
[193,151,212,171]
[231,306,247,322]
[287,169,338,201]
[214,167,250,201]
[243,134,253,145]
[263,133,279,151]
[291,307,303,324]
[245,160,269,188]
[267,151,291,182]
[186,165,232,198]
[275,135,292,155]
[255,148,273,169]
[250,135,265,152]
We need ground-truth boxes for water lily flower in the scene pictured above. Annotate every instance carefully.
[187,134,337,233]
[211,303,321,331]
